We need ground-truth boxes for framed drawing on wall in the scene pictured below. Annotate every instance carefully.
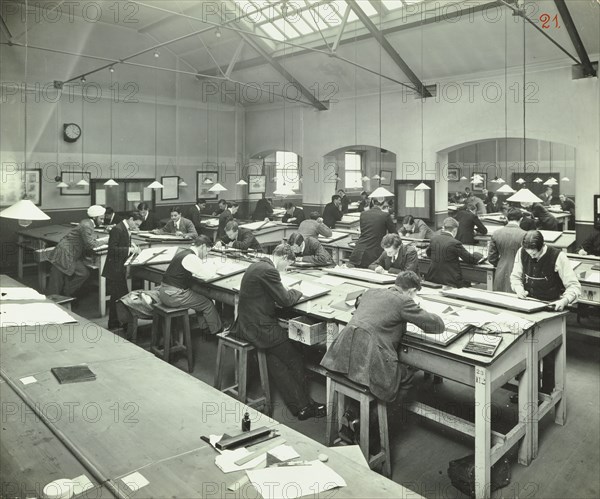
[249,175,266,194]
[61,171,91,196]
[196,171,219,200]
[0,167,42,207]
[161,176,179,201]
[380,170,393,186]
[394,180,435,223]
[471,172,487,192]
[447,168,460,182]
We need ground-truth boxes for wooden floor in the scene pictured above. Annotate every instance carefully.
[16,275,600,499]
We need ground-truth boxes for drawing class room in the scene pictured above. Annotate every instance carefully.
[1,0,599,498]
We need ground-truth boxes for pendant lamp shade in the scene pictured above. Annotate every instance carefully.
[147,180,164,189]
[77,179,89,186]
[414,182,431,191]
[533,177,543,183]
[178,178,188,187]
[104,179,118,187]
[56,181,68,188]
[516,178,526,184]
[236,179,248,186]
[561,177,570,182]
[362,176,370,182]
[208,182,227,193]
[506,188,543,203]
[496,184,516,194]
[543,178,558,186]
[0,199,51,227]
[368,186,394,198]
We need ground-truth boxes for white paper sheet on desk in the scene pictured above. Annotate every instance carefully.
[0,302,77,327]
[246,460,346,499]
[0,287,45,301]
[289,281,330,299]
[314,275,347,287]
[215,445,298,473]
[582,271,600,284]
[202,218,220,227]
[280,275,301,288]
[570,261,581,271]
[240,221,277,230]
[538,230,561,243]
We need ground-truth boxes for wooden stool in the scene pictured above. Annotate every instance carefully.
[213,332,271,416]
[47,294,75,311]
[151,304,193,373]
[325,372,391,478]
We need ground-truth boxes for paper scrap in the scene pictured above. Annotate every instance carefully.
[267,445,299,462]
[583,271,600,284]
[246,460,346,499]
[215,447,267,473]
[20,376,37,385]
[122,472,149,491]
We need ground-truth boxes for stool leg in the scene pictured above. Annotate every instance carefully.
[214,340,225,389]
[325,381,339,446]
[359,394,370,460]
[183,315,193,373]
[163,316,171,363]
[151,313,159,352]
[378,402,391,478]
[238,349,248,404]
[257,350,271,416]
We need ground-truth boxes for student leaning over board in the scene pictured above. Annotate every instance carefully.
[214,220,262,252]
[47,205,107,297]
[287,232,333,266]
[297,211,333,238]
[400,215,433,239]
[368,234,419,274]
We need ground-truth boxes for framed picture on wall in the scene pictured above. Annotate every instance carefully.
[60,171,91,196]
[447,168,460,182]
[196,171,219,200]
[161,176,179,201]
[471,172,487,192]
[249,175,266,194]
[25,169,42,206]
[0,167,42,207]
[380,170,393,186]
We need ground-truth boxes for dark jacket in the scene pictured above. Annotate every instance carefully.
[582,230,600,256]
[297,237,333,266]
[323,202,343,229]
[217,209,233,239]
[49,218,103,275]
[486,201,502,213]
[139,211,158,231]
[368,245,419,274]
[282,207,306,225]
[358,198,369,212]
[252,198,274,221]
[103,212,122,226]
[425,232,483,288]
[487,222,526,293]
[102,221,131,281]
[297,219,332,238]
[232,259,302,349]
[340,195,350,213]
[349,207,396,268]
[156,217,198,236]
[531,203,559,231]
[221,227,263,252]
[187,205,205,232]
[454,209,488,245]
[400,219,433,239]
[321,287,444,402]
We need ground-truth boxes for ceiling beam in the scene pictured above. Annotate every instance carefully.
[346,0,430,98]
[553,0,596,77]
[226,39,246,78]
[234,30,329,111]
[0,14,13,41]
[332,3,351,53]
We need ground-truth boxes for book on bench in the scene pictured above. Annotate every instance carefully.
[51,365,96,384]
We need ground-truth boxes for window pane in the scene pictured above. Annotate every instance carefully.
[260,23,286,41]
[276,151,300,191]
[346,172,363,189]
[357,0,378,17]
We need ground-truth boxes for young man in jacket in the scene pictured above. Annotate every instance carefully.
[153,206,198,238]
[103,212,143,330]
[487,208,526,293]
[214,220,262,252]
[47,205,107,297]
[322,195,344,229]
[297,211,333,239]
[282,202,306,225]
[368,234,419,274]
[231,244,326,420]
[454,203,488,244]
[400,215,434,239]
[287,232,333,266]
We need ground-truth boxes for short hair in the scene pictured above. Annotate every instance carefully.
[402,215,415,225]
[283,202,294,210]
[196,198,207,205]
[105,207,115,215]
[506,208,523,221]
[288,233,304,246]
[522,230,544,251]
[465,187,471,192]
[331,195,341,202]
[127,212,144,222]
[442,217,459,231]
[218,199,227,206]
[273,243,296,262]
[371,197,383,206]
[309,211,321,220]
[170,206,182,214]
[225,220,239,232]
[360,191,368,197]
[137,202,150,211]
[381,234,402,249]
[395,271,422,291]
[191,235,212,247]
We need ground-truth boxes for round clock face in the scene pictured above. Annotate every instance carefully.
[63,123,81,142]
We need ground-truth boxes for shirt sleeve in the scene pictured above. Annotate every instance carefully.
[510,251,526,295]
[181,253,213,280]
[317,223,332,237]
[80,221,101,250]
[555,252,582,303]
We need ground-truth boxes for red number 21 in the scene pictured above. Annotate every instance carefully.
[540,13,560,29]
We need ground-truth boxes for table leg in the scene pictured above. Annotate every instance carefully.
[519,328,537,466]
[554,317,567,425]
[325,322,339,411]
[98,272,107,317]
[486,270,493,291]
[474,365,491,499]
[17,235,24,281]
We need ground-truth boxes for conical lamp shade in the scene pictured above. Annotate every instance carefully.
[497,178,505,184]
[516,178,526,184]
[506,188,543,203]
[77,179,89,186]
[414,182,431,191]
[460,176,467,180]
[496,184,515,194]
[543,178,558,186]
[533,177,543,183]
[178,179,188,187]
[236,179,248,186]
[368,186,394,198]
[104,179,119,186]
[0,199,51,222]
[208,182,227,193]
[372,174,381,180]
[362,176,370,182]
[147,180,164,189]
[561,177,570,182]
[56,181,69,188]
[203,178,214,185]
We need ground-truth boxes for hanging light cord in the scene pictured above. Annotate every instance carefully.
[155,77,158,179]
[522,5,526,174]
[110,70,113,178]
[23,0,28,195]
